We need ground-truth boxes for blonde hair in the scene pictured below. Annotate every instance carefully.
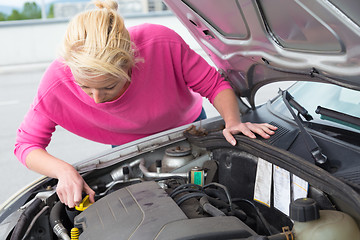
[60,0,134,82]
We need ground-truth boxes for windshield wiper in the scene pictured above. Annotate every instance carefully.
[278,89,313,121]
[316,106,360,131]
[279,90,329,170]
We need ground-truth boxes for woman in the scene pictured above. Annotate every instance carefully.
[15,0,277,208]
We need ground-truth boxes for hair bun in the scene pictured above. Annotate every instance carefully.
[94,0,118,11]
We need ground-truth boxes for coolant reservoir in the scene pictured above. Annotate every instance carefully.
[290,198,360,240]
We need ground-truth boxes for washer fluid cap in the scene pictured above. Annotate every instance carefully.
[290,198,320,222]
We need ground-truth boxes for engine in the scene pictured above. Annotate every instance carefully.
[74,181,256,239]
[7,136,360,240]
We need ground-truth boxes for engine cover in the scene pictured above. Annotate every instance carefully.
[74,181,187,239]
[74,181,256,240]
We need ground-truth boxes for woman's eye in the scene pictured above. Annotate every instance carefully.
[105,85,117,90]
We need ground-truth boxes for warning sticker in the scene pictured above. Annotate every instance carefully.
[254,158,272,207]
[293,174,308,201]
[273,165,291,216]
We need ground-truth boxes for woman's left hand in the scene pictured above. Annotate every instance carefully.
[223,122,278,146]
[212,88,277,146]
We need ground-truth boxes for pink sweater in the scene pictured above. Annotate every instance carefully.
[15,24,231,166]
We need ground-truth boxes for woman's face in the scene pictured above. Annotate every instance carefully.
[74,75,129,103]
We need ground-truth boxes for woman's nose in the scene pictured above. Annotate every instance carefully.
[91,89,104,103]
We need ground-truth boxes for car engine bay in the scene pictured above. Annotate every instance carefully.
[4,124,360,240]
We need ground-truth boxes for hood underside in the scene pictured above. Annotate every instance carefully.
[164,0,360,100]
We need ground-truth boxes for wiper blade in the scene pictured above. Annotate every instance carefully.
[278,89,313,121]
[280,90,329,170]
[316,106,360,131]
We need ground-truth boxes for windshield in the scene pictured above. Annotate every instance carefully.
[271,82,360,132]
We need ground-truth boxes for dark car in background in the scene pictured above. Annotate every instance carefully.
[1,0,360,239]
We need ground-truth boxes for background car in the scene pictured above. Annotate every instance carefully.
[1,0,360,239]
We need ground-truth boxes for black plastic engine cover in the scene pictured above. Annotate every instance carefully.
[75,181,188,240]
[74,181,257,240]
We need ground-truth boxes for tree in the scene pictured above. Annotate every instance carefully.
[7,9,22,21]
[21,2,41,20]
[0,12,7,21]
[47,3,54,19]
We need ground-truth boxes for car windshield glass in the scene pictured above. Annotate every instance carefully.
[271,82,360,131]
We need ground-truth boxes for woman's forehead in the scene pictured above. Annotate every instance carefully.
[74,74,121,88]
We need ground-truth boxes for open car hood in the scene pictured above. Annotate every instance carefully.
[163,0,360,105]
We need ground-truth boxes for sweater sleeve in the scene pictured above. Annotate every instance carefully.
[14,105,56,167]
[14,60,65,167]
[179,40,232,103]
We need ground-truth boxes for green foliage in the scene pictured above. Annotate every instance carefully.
[1,1,43,21]
[7,9,22,21]
[47,3,54,19]
[21,2,42,20]
[0,12,6,21]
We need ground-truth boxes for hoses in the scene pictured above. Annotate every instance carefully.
[49,201,71,240]
[205,196,247,221]
[203,183,233,212]
[153,176,187,185]
[199,196,225,217]
[10,198,45,240]
[21,205,49,240]
[170,183,203,198]
[172,182,234,211]
[175,192,207,206]
[233,198,274,236]
[170,182,248,222]
[170,187,203,198]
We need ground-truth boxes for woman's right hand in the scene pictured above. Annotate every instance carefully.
[25,149,95,208]
[55,166,95,208]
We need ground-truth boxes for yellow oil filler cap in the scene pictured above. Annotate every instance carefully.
[75,195,93,211]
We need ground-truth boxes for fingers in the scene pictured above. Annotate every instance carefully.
[223,128,237,146]
[56,186,75,208]
[223,122,277,145]
[238,123,257,139]
[56,185,82,208]
[247,123,270,139]
[258,123,278,136]
[244,122,277,139]
[261,125,277,137]
[84,183,96,203]
[266,123,278,131]
[56,189,65,206]
[56,173,95,208]
[57,187,90,208]
[73,185,83,207]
